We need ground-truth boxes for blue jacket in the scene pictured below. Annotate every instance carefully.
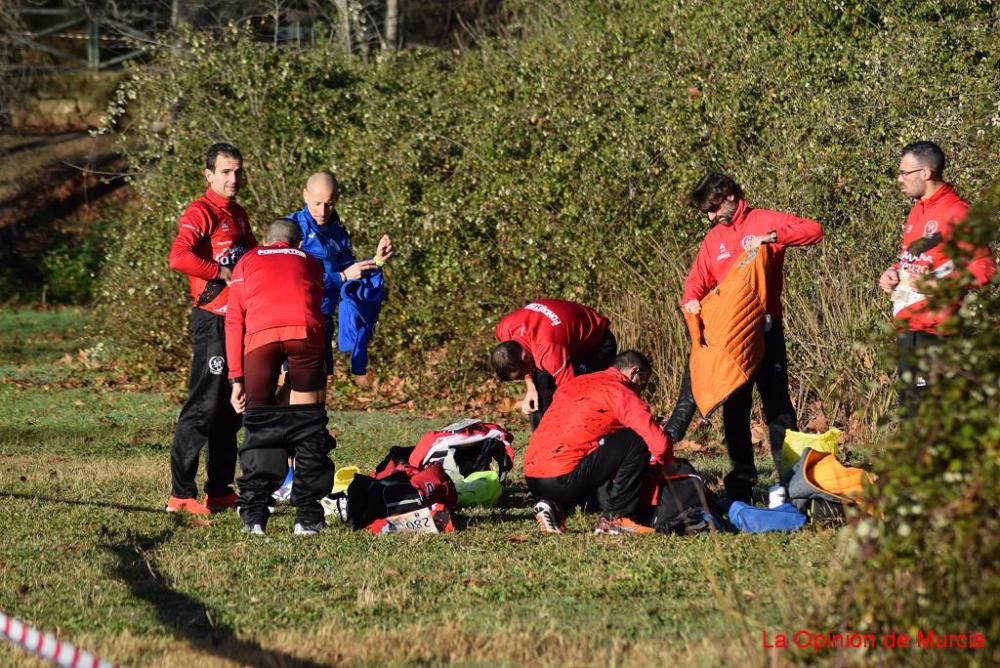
[727,502,806,533]
[338,270,385,375]
[287,207,357,316]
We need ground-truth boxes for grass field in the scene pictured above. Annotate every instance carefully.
[0,308,848,667]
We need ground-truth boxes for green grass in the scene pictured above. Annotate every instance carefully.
[0,308,847,667]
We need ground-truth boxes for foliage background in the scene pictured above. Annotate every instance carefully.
[96,0,999,425]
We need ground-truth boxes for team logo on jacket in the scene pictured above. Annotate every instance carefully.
[923,220,939,238]
[741,235,756,251]
[208,355,225,375]
[716,243,731,261]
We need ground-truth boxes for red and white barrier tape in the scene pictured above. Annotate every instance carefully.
[1,611,118,668]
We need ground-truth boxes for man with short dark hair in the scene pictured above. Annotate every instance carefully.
[878,141,995,410]
[678,171,823,503]
[524,350,672,535]
[286,171,393,380]
[492,299,617,430]
[225,218,333,535]
[166,142,257,515]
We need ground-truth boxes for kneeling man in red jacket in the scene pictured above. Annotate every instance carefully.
[524,350,673,535]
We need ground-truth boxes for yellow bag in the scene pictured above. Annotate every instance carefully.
[781,428,841,475]
[332,466,361,494]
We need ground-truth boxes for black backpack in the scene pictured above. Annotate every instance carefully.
[653,460,728,535]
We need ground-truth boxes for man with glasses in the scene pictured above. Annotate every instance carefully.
[878,141,995,411]
[671,172,823,503]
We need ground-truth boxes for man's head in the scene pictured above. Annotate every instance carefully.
[303,171,340,226]
[204,142,243,200]
[265,218,303,247]
[491,341,534,381]
[613,350,652,388]
[898,141,946,200]
[689,172,744,226]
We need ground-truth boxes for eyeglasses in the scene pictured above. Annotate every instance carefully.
[700,202,722,214]
[897,168,924,178]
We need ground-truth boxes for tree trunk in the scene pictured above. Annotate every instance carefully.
[334,0,351,56]
[385,0,400,50]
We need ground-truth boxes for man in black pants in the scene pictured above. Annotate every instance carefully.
[523,351,673,535]
[225,219,334,535]
[166,143,257,515]
[677,172,823,502]
[492,299,617,430]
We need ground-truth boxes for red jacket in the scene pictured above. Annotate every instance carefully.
[224,242,325,379]
[495,299,610,385]
[892,183,996,334]
[681,200,823,321]
[169,188,257,314]
[524,367,672,478]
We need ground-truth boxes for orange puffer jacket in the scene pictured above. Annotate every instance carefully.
[683,246,772,416]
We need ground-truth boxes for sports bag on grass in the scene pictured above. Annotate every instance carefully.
[652,459,727,535]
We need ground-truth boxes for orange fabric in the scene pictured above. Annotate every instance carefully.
[683,246,773,416]
[802,449,876,501]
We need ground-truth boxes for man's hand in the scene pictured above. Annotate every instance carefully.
[343,259,377,281]
[230,382,246,414]
[745,231,777,250]
[683,299,701,315]
[376,234,394,263]
[521,385,539,415]
[879,267,900,294]
[218,265,233,285]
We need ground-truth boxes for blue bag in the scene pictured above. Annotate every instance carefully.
[728,502,806,533]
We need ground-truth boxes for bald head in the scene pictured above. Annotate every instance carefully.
[302,171,339,225]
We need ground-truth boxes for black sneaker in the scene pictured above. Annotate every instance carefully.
[533,499,566,534]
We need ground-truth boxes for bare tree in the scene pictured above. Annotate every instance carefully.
[385,0,400,50]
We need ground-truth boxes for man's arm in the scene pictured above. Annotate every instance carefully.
[224,266,247,381]
[614,385,673,464]
[534,344,575,386]
[681,240,716,314]
[766,211,824,248]
[169,205,222,280]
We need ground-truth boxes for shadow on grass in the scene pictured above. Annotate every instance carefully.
[0,491,164,515]
[101,523,331,668]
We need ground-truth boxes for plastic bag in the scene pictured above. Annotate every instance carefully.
[781,428,841,475]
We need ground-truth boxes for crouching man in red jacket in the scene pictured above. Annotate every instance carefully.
[225,218,335,536]
[524,350,673,535]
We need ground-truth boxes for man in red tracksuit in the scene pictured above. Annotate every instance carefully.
[525,350,672,535]
[672,172,824,503]
[878,141,996,412]
[166,142,257,515]
[492,299,617,430]
[225,218,335,535]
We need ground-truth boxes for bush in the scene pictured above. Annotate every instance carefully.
[40,220,113,304]
[820,182,999,666]
[96,0,1000,427]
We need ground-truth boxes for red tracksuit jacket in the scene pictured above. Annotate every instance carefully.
[524,367,672,478]
[168,188,257,315]
[892,183,996,334]
[681,200,823,322]
[494,299,610,385]
[224,242,324,379]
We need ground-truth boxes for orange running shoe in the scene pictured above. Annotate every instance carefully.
[205,490,240,513]
[165,496,211,515]
[593,515,655,535]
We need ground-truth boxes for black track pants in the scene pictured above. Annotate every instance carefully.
[721,323,797,502]
[238,404,335,525]
[170,309,241,498]
[526,428,648,518]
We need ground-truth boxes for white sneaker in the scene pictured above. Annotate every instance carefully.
[533,500,566,534]
[293,520,325,536]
